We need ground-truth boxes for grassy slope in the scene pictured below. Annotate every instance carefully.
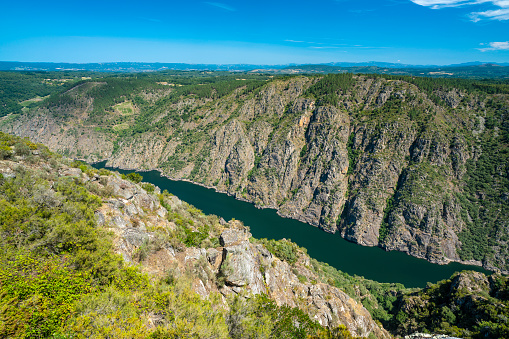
[0,132,358,339]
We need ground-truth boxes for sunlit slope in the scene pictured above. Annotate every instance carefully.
[2,72,508,273]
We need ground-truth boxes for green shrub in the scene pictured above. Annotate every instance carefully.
[0,145,12,159]
[13,141,30,156]
[256,238,301,264]
[122,172,143,184]
[141,183,155,193]
[0,252,93,338]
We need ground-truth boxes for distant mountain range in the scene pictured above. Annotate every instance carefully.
[1,61,509,79]
[275,63,509,79]
[322,61,509,68]
[0,61,287,72]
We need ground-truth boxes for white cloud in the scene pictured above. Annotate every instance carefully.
[478,41,509,51]
[410,0,509,20]
[493,0,509,6]
[203,2,235,11]
[470,8,509,20]
[309,46,343,49]
[410,0,488,9]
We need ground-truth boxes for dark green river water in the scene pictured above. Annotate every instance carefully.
[93,162,489,288]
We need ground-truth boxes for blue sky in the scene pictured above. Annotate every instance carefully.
[0,0,508,65]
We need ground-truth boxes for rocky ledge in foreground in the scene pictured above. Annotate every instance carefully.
[95,171,390,338]
[2,134,508,338]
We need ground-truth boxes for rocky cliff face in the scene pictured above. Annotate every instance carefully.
[2,74,508,272]
[89,168,390,338]
[0,147,390,337]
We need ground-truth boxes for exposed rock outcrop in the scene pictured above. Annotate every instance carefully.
[89,174,390,337]
[2,74,508,272]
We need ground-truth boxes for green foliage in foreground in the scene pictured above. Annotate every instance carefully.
[0,139,356,338]
[252,236,410,328]
[227,294,357,339]
[254,238,304,264]
[305,257,409,327]
[0,132,41,160]
[389,272,509,339]
[305,248,509,339]
[121,172,143,183]
[2,131,507,338]
[0,252,93,338]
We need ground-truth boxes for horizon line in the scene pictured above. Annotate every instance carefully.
[1,60,507,68]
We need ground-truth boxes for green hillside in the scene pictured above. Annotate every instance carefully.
[0,132,508,338]
[3,71,507,272]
